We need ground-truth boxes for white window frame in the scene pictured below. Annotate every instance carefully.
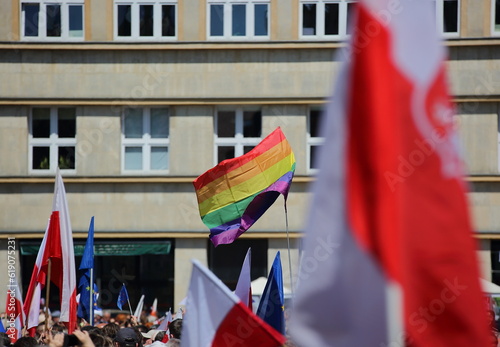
[207,0,270,41]
[299,0,354,40]
[214,107,262,165]
[28,107,77,175]
[307,106,325,174]
[21,0,85,41]
[114,1,177,41]
[436,0,460,38]
[121,107,170,174]
[491,0,500,36]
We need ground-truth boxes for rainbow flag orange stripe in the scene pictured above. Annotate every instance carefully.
[193,127,295,246]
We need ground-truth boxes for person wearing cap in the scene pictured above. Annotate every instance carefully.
[114,327,140,347]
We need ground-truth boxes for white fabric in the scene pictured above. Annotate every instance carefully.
[157,310,172,330]
[53,169,77,323]
[181,260,238,347]
[234,248,251,306]
[134,295,145,319]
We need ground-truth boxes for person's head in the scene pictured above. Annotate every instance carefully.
[102,322,121,340]
[51,310,61,324]
[0,332,12,347]
[114,327,140,347]
[168,319,182,339]
[89,332,114,347]
[51,322,67,336]
[12,337,37,347]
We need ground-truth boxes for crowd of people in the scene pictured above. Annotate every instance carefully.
[0,311,182,347]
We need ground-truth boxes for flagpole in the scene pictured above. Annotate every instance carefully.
[45,258,52,332]
[284,203,294,297]
[89,267,94,326]
[127,294,133,316]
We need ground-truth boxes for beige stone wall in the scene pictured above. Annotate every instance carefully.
[469,182,500,233]
[0,107,29,176]
[88,0,112,41]
[174,238,207,307]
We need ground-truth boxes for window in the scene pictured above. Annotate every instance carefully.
[122,107,170,173]
[300,1,355,40]
[214,107,262,163]
[21,0,84,40]
[208,0,270,40]
[29,107,76,173]
[436,0,459,37]
[308,107,324,172]
[114,1,176,40]
[492,0,500,34]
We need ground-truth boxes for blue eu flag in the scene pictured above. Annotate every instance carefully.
[117,284,129,311]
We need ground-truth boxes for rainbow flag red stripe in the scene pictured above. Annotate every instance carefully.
[193,127,295,246]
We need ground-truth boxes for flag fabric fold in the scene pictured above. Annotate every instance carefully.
[290,1,491,346]
[181,260,286,347]
[117,284,129,311]
[256,252,284,335]
[77,216,96,324]
[193,127,295,246]
[134,294,145,320]
[23,169,77,334]
[234,248,252,311]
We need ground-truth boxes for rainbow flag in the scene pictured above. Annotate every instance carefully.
[193,127,296,246]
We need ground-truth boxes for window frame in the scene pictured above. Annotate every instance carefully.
[436,0,460,38]
[299,0,354,41]
[28,106,77,175]
[113,0,178,41]
[20,0,85,41]
[307,106,324,174]
[207,0,271,41]
[121,107,170,174]
[491,0,500,36]
[213,106,262,165]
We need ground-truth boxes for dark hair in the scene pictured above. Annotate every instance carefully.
[0,332,12,347]
[168,319,182,339]
[102,323,121,340]
[89,332,114,347]
[12,337,37,347]
[154,331,165,342]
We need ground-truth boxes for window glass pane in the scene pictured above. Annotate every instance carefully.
[347,2,355,35]
[69,5,83,37]
[151,108,169,138]
[244,146,254,154]
[210,5,224,36]
[118,5,132,37]
[325,3,339,35]
[58,108,76,138]
[218,146,235,163]
[232,4,246,36]
[23,3,39,37]
[124,108,143,138]
[243,111,261,137]
[302,4,316,35]
[310,145,321,169]
[254,4,268,36]
[33,147,50,170]
[162,5,176,36]
[46,4,61,37]
[443,0,458,33]
[496,0,500,31]
[217,111,236,137]
[151,147,168,170]
[310,110,322,137]
[59,146,75,169]
[32,108,51,138]
[125,147,143,170]
[140,5,154,36]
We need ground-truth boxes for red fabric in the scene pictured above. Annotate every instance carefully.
[212,301,286,347]
[346,4,490,346]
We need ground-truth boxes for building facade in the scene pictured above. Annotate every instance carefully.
[0,0,499,314]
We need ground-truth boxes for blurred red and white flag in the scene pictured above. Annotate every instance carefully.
[290,0,491,346]
[234,248,252,311]
[5,276,25,343]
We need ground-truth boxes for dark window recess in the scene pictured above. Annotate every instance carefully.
[325,3,339,35]
[58,108,76,138]
[33,147,50,170]
[162,5,176,36]
[59,146,75,169]
[310,145,322,169]
[218,146,235,163]
[118,5,132,36]
[23,3,39,37]
[310,110,322,138]
[443,0,458,33]
[208,239,268,290]
[243,111,261,137]
[244,146,254,154]
[302,4,316,35]
[140,5,154,36]
[46,4,61,37]
[32,108,51,138]
[210,5,224,36]
[217,111,236,137]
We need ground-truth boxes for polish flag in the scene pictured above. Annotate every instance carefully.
[5,276,25,343]
[290,1,491,346]
[23,169,78,334]
[234,248,252,311]
[181,260,286,347]
[150,298,158,319]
